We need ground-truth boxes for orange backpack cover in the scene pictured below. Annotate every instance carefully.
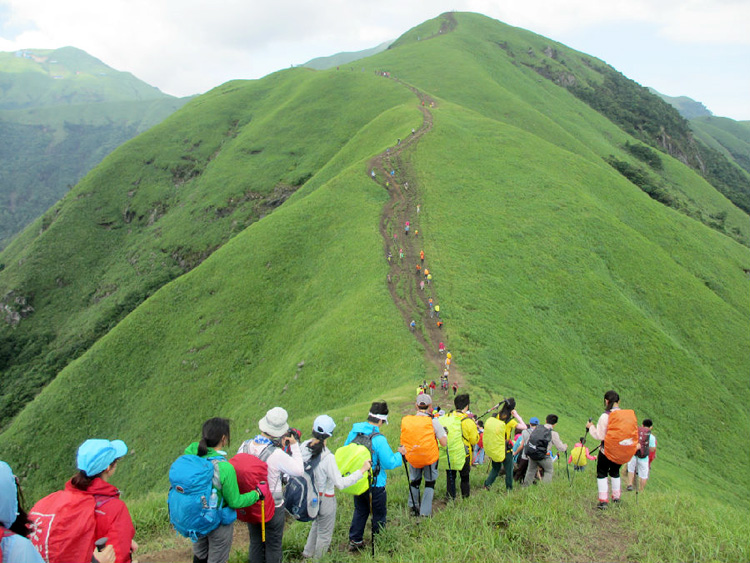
[400,415,439,468]
[603,409,639,465]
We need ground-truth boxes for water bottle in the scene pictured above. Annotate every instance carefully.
[311,496,319,509]
[209,488,218,510]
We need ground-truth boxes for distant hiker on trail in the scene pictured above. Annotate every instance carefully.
[390,170,395,176]
[371,170,375,178]
[386,252,392,263]
[32,438,138,563]
[442,394,479,500]
[420,249,424,263]
[1,461,47,563]
[238,408,304,563]
[586,390,638,510]
[522,414,567,486]
[404,221,410,235]
[429,298,434,317]
[412,128,416,135]
[399,248,404,260]
[434,305,440,318]
[417,205,421,214]
[397,138,401,145]
[626,419,656,492]
[401,394,448,517]
[568,438,597,471]
[445,357,451,369]
[345,402,405,552]
[514,416,537,483]
[420,280,425,291]
[424,268,430,280]
[414,229,419,237]
[438,342,445,354]
[484,399,527,492]
[427,273,432,284]
[387,274,391,284]
[451,380,457,396]
[429,380,436,396]
[409,320,416,332]
[300,416,370,560]
[473,420,485,466]
[437,320,444,329]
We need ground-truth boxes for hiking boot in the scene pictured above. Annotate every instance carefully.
[626,485,634,492]
[612,498,621,506]
[596,501,608,510]
[348,540,365,553]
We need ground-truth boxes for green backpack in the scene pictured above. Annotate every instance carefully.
[438,412,467,471]
[335,433,377,495]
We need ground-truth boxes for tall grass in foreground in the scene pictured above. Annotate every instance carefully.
[134,462,749,563]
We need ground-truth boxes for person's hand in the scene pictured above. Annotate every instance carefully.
[586,421,593,430]
[360,459,372,473]
[255,486,265,501]
[511,409,519,418]
[93,545,116,563]
[131,540,138,553]
[397,445,406,455]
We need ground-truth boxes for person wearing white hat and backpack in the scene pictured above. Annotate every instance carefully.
[237,407,304,563]
[300,415,371,560]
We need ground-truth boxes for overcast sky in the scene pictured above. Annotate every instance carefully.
[1,0,748,120]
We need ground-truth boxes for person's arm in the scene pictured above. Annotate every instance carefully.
[433,418,448,447]
[586,447,596,460]
[551,430,567,453]
[327,454,369,490]
[272,442,305,477]
[219,461,260,508]
[587,413,608,442]
[373,434,403,470]
[512,410,527,431]
[97,500,135,563]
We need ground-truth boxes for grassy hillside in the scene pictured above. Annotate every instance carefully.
[691,115,750,175]
[649,88,712,119]
[0,12,748,560]
[0,47,190,246]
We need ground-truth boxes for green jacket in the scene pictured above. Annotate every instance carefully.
[184,442,259,509]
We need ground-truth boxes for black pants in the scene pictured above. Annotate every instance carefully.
[596,450,622,479]
[446,457,471,499]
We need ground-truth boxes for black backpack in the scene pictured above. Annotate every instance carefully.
[351,432,381,478]
[524,426,552,461]
[283,454,323,522]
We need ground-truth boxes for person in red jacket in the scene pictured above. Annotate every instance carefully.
[68,439,137,563]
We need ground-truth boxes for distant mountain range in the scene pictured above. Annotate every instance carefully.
[0,47,191,246]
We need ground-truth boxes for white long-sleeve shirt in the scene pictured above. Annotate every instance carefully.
[301,440,363,495]
[588,408,619,442]
[238,437,304,506]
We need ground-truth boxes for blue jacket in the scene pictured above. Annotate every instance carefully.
[345,422,402,487]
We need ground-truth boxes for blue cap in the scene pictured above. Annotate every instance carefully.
[529,417,540,425]
[77,439,128,477]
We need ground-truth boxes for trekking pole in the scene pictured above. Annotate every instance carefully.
[476,399,506,421]
[403,457,420,516]
[259,481,266,543]
[634,465,639,505]
[564,449,571,483]
[368,470,374,557]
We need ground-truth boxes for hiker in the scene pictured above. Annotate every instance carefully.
[424,268,430,280]
[404,221,410,235]
[586,390,638,509]
[371,170,375,178]
[568,438,597,471]
[417,205,421,214]
[429,380,436,396]
[1,461,46,563]
[429,298,434,317]
[438,342,445,354]
[401,394,448,516]
[415,229,419,237]
[238,408,304,563]
[438,320,444,329]
[345,402,406,552]
[443,394,479,499]
[484,399,527,491]
[473,420,485,466]
[420,280,425,291]
[522,415,567,486]
[410,320,416,332]
[435,305,440,319]
[445,356,451,369]
[513,416,538,483]
[416,264,421,275]
[450,380,456,395]
[300,415,371,560]
[386,252,392,263]
[399,248,404,260]
[626,419,656,492]
[420,249,424,263]
[29,439,137,563]
[172,419,260,563]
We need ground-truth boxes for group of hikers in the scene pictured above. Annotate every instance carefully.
[0,390,656,563]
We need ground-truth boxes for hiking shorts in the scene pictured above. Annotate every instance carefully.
[627,456,649,479]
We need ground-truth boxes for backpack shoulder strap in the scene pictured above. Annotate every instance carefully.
[207,456,225,491]
[257,444,276,463]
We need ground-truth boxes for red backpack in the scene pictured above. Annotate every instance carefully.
[29,489,111,563]
[230,451,274,524]
[636,426,652,458]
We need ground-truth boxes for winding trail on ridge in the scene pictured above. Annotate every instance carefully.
[368,80,466,404]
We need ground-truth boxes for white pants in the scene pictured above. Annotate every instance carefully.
[627,456,649,479]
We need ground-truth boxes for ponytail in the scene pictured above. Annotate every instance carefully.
[71,470,97,491]
[604,390,620,412]
[198,417,231,457]
[197,438,209,457]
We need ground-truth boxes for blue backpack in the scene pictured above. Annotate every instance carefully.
[283,454,323,522]
[168,454,232,541]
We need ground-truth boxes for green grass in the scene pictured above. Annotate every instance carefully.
[1,12,749,560]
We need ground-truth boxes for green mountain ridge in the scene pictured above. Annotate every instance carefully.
[0,46,191,247]
[0,14,748,557]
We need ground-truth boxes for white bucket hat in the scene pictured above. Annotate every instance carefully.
[259,407,289,438]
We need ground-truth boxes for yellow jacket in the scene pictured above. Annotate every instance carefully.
[484,416,507,462]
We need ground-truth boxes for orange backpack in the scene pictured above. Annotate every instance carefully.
[603,409,639,465]
[400,415,439,468]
